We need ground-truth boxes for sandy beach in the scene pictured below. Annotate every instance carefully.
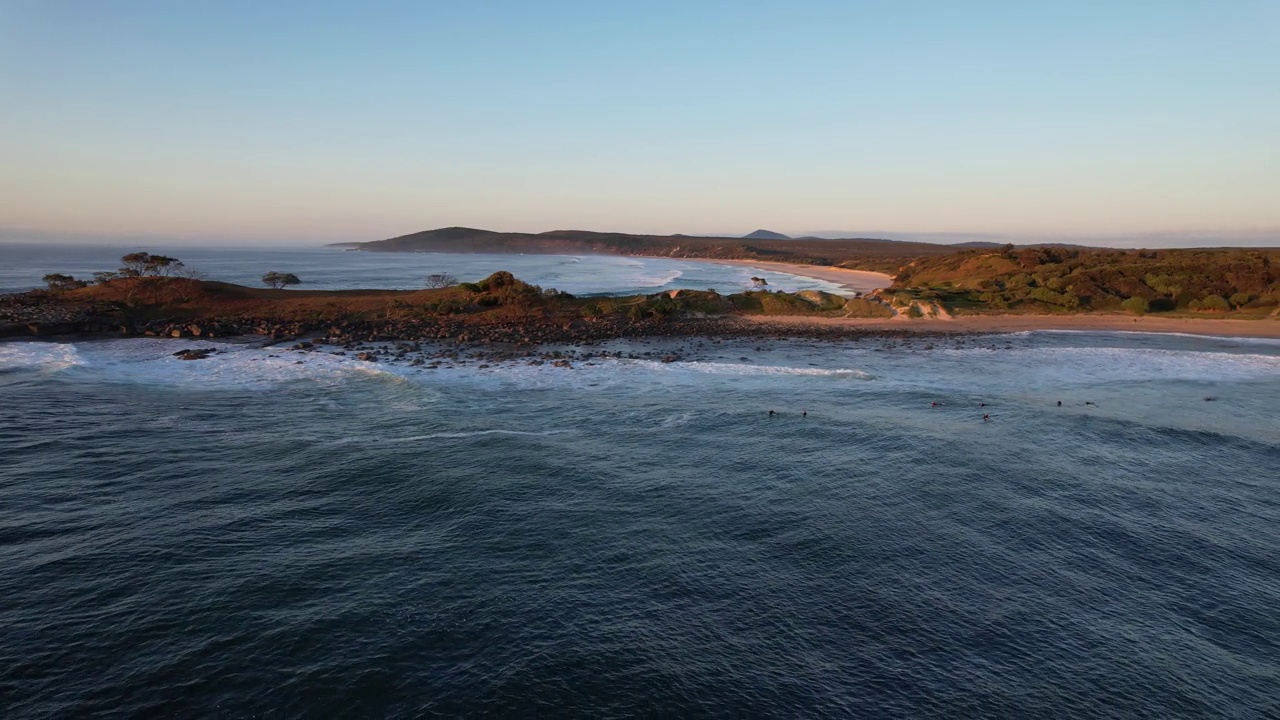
[661,257,1280,339]
[661,257,893,295]
[744,312,1280,339]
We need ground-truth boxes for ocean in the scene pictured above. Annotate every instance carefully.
[2,246,1279,716]
[0,243,854,297]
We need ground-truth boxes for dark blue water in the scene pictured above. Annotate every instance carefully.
[2,331,1278,717]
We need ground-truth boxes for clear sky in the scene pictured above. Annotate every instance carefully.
[2,0,1278,244]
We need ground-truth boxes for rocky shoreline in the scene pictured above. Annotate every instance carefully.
[1,288,969,348]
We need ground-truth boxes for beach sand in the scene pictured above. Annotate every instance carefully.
[743,311,1280,339]
[667,258,893,295]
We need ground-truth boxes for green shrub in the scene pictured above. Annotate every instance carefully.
[1121,297,1149,314]
[1199,295,1230,311]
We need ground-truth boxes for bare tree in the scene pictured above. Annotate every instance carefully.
[425,272,458,289]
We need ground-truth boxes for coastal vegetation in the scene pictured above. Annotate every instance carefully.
[425,273,458,289]
[262,272,302,289]
[891,246,1280,316]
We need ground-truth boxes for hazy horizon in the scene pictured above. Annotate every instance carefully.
[3,224,1278,251]
[3,1,1278,246]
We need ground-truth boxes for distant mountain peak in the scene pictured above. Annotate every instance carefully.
[742,229,791,240]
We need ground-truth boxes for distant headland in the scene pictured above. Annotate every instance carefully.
[333,226,1280,319]
[328,226,957,275]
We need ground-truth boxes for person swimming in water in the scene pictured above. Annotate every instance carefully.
[769,409,775,417]
[983,414,990,421]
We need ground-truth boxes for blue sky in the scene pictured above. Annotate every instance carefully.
[2,0,1278,244]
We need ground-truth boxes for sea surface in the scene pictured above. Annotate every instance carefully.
[3,244,1280,715]
[2,321,1279,715]
[0,243,855,297]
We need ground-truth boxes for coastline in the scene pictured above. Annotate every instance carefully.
[664,256,1280,339]
[741,313,1280,339]
[643,256,892,295]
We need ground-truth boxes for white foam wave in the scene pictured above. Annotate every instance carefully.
[632,270,683,288]
[0,342,85,372]
[622,359,873,379]
[934,345,1279,385]
[389,429,570,442]
[1035,329,1280,346]
[660,412,694,427]
[11,339,414,390]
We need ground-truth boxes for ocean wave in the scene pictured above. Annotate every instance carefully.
[631,270,684,288]
[7,339,413,390]
[622,359,874,379]
[340,429,573,444]
[0,342,85,372]
[932,345,1278,385]
[1034,329,1280,346]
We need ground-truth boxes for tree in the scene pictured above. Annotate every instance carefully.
[262,272,301,289]
[119,252,185,277]
[42,273,87,291]
[1199,294,1230,311]
[425,272,458,289]
[1121,296,1149,314]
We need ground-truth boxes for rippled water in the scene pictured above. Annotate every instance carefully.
[2,331,1278,716]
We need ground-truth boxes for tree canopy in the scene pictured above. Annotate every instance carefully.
[262,272,302,289]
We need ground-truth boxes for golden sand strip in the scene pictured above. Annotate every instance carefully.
[668,257,893,295]
[742,312,1280,339]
